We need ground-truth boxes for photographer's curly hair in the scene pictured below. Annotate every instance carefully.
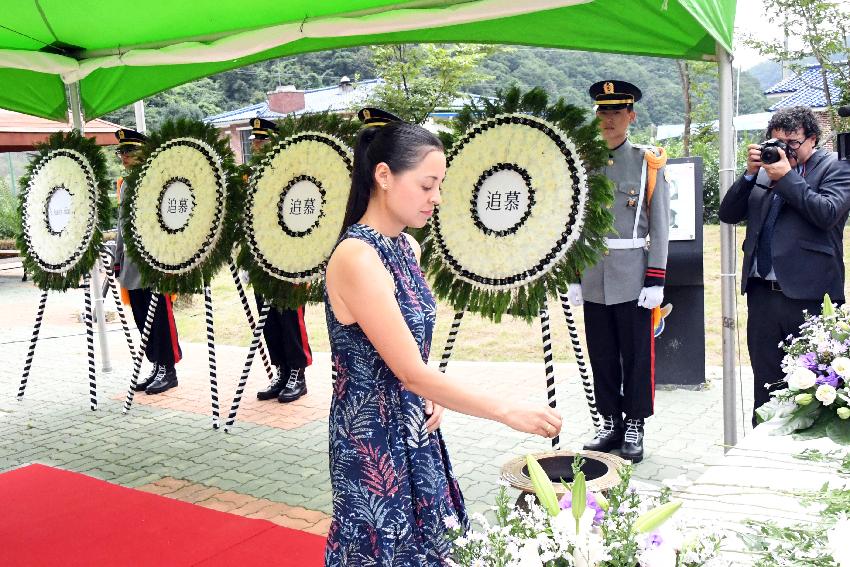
[765,106,822,145]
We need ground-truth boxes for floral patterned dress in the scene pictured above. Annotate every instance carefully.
[324,224,468,566]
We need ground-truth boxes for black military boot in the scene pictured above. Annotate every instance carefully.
[620,417,645,463]
[146,364,178,395]
[133,364,161,392]
[582,415,624,453]
[278,368,307,403]
[257,366,286,400]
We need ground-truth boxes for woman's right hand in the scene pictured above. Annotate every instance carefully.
[501,403,563,439]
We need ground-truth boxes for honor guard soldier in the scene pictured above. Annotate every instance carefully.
[113,128,183,394]
[567,81,670,463]
[245,118,314,403]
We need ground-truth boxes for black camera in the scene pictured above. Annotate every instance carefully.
[759,138,788,164]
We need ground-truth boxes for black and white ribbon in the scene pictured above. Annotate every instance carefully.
[557,290,600,427]
[439,310,465,373]
[100,251,136,359]
[83,275,97,410]
[122,294,159,414]
[18,290,48,401]
[223,302,271,432]
[204,284,220,429]
[539,306,559,449]
[228,260,275,382]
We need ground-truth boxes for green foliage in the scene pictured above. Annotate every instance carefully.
[471,49,768,129]
[424,86,614,322]
[122,119,242,294]
[598,465,641,567]
[368,44,499,124]
[101,46,766,139]
[0,179,20,239]
[744,0,850,134]
[16,130,111,291]
[237,111,360,309]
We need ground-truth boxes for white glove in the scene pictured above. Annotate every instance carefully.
[567,283,583,306]
[239,269,250,284]
[637,286,664,309]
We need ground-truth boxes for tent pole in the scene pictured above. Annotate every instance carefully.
[716,44,738,451]
[69,81,113,373]
[133,100,147,134]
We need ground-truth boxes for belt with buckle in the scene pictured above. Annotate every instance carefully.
[754,277,782,291]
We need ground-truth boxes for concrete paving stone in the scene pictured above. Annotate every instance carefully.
[252,483,292,500]
[304,518,333,536]
[217,469,259,485]
[300,493,333,513]
[654,465,688,481]
[0,274,737,530]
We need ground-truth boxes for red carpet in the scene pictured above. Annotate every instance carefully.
[0,464,326,566]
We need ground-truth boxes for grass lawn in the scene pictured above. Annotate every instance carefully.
[174,225,850,367]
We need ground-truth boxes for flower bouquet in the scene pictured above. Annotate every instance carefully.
[757,295,850,444]
[446,455,723,566]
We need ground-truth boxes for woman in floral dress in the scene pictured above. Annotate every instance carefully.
[323,108,563,566]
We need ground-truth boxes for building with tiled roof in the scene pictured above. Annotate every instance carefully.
[764,64,844,111]
[205,76,490,164]
[763,63,846,149]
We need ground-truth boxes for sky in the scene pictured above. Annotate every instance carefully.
[732,0,850,70]
[732,1,783,70]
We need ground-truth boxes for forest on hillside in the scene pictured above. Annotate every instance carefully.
[102,46,769,132]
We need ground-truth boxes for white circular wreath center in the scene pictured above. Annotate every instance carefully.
[281,179,322,234]
[46,186,72,234]
[159,180,194,231]
[475,168,530,233]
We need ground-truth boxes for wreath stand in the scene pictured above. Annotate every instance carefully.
[426,109,614,447]
[16,135,115,411]
[117,122,241,430]
[17,277,100,410]
[222,130,353,433]
[435,298,599,450]
[119,279,225,430]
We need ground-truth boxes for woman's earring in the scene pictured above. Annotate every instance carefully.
[382,184,389,191]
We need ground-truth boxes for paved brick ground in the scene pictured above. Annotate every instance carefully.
[0,266,755,541]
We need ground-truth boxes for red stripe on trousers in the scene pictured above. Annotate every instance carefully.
[164,294,181,364]
[649,313,655,407]
[297,306,312,367]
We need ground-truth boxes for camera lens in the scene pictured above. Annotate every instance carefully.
[761,146,780,164]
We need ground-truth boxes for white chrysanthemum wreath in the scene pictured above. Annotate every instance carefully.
[432,114,589,291]
[130,138,226,274]
[244,133,352,285]
[22,149,97,275]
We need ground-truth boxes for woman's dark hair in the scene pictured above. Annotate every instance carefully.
[766,106,822,145]
[340,122,443,235]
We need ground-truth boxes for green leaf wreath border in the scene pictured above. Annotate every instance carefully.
[422,86,614,322]
[237,112,359,309]
[17,130,111,291]
[121,118,242,294]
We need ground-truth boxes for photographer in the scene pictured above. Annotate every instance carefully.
[719,106,850,425]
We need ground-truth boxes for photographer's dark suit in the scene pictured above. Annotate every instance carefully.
[719,148,850,419]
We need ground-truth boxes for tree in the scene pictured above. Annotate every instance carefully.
[676,61,692,155]
[745,0,850,132]
[368,44,499,124]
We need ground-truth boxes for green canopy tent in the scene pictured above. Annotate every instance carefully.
[0,0,741,446]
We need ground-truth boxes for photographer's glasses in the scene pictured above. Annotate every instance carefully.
[779,137,809,150]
